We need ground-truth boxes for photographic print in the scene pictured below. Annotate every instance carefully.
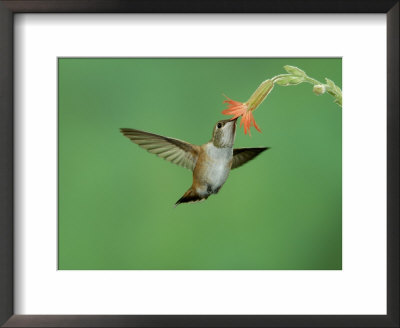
[58,58,342,270]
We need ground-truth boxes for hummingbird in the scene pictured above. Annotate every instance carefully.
[120,118,269,206]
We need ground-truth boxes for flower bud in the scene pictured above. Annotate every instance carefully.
[275,76,304,86]
[283,65,306,77]
[313,84,326,95]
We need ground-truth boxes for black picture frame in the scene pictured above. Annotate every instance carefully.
[0,1,398,327]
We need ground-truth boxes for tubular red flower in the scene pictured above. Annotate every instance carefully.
[221,80,273,135]
[222,96,261,135]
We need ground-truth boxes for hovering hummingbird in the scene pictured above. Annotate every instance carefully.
[120,118,269,206]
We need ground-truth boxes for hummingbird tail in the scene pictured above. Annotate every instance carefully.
[175,188,206,207]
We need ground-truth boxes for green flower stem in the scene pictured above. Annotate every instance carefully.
[268,66,342,107]
[304,76,322,86]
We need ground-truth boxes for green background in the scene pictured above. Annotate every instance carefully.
[58,58,342,270]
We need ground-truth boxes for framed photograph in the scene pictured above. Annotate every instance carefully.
[57,57,342,271]
[0,1,398,327]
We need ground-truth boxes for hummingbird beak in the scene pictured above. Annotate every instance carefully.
[221,118,237,124]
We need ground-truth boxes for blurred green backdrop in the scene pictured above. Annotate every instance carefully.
[58,58,342,270]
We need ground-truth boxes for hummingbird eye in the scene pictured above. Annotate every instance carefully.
[217,123,222,129]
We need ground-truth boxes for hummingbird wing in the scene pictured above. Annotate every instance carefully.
[120,128,199,171]
[231,147,269,169]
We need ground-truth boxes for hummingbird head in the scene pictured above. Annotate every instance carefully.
[211,118,237,148]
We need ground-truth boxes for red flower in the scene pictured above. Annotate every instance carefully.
[222,96,261,135]
[221,80,273,136]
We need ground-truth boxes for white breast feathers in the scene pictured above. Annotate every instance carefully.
[203,143,233,192]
